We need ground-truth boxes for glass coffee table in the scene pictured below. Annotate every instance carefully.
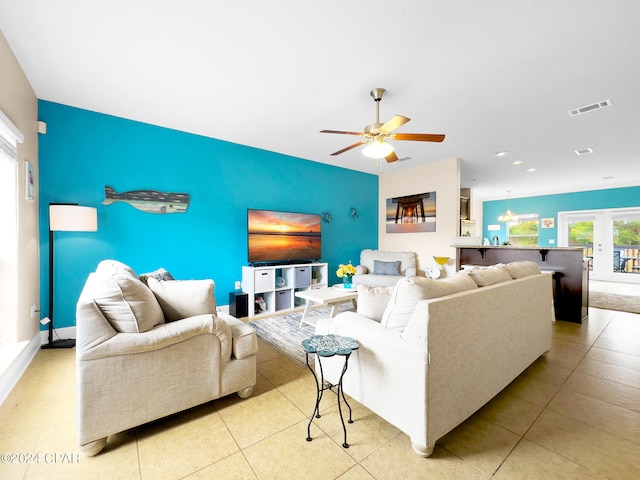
[294,286,357,328]
[302,334,359,448]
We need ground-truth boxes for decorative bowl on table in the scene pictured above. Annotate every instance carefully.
[433,256,449,266]
[333,284,357,290]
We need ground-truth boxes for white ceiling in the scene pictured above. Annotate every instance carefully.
[1,1,639,201]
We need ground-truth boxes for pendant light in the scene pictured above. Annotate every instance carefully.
[498,190,518,222]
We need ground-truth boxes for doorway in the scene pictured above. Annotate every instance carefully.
[558,208,640,284]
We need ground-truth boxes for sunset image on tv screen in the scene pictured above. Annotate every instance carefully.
[248,210,321,262]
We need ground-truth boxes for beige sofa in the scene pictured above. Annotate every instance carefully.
[352,249,417,286]
[316,261,553,456]
[75,260,258,456]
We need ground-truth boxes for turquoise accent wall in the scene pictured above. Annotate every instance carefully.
[483,186,640,245]
[38,101,378,329]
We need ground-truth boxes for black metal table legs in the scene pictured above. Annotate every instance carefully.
[305,352,353,448]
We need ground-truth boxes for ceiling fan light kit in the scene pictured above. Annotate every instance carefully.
[362,137,394,159]
[320,88,445,164]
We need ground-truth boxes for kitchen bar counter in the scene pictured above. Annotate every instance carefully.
[455,246,589,323]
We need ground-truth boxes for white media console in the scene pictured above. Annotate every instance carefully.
[241,262,328,317]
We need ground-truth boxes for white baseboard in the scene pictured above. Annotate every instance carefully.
[0,334,40,406]
[39,326,76,345]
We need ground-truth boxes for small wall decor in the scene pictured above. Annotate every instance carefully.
[386,191,436,233]
[321,211,333,223]
[541,217,555,228]
[349,207,358,219]
[25,160,35,200]
[102,186,189,214]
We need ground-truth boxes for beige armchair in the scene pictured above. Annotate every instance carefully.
[353,249,418,287]
[75,260,257,456]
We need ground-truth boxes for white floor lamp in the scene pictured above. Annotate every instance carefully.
[42,203,98,349]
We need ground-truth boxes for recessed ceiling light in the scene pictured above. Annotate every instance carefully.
[495,151,508,157]
[526,168,537,172]
[512,160,523,165]
[602,176,614,180]
[575,147,594,155]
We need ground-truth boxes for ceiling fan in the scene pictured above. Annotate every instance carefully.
[320,88,445,163]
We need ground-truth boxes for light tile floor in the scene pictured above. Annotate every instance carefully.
[1,306,639,479]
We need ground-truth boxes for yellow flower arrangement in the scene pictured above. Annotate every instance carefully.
[336,262,357,277]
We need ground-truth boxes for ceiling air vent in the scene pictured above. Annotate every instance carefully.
[575,147,594,156]
[569,99,612,116]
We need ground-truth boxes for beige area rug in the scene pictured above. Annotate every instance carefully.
[589,290,640,314]
[249,303,354,367]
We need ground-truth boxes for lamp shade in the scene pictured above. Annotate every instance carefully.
[362,138,394,159]
[49,205,98,232]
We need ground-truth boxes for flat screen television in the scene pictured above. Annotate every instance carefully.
[247,209,322,265]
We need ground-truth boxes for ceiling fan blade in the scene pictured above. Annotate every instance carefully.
[320,129,365,136]
[330,140,368,156]
[393,133,445,142]
[385,151,399,163]
[379,115,410,134]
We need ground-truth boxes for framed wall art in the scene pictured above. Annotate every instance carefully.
[25,160,35,200]
[385,191,436,233]
[541,217,555,228]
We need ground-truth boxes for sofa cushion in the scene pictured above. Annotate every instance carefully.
[505,261,541,279]
[356,285,394,322]
[353,273,403,287]
[373,259,401,275]
[381,273,478,331]
[147,278,217,322]
[93,271,165,333]
[467,264,512,287]
[139,267,174,286]
[419,272,478,298]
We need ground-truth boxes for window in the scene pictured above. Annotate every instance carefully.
[0,109,24,163]
[0,109,23,348]
[0,154,17,346]
[507,213,539,246]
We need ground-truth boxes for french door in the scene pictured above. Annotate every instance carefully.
[558,208,640,284]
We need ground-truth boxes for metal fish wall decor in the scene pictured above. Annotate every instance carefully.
[102,186,190,214]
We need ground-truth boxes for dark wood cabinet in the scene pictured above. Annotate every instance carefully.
[456,246,588,323]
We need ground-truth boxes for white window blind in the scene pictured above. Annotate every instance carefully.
[0,109,24,163]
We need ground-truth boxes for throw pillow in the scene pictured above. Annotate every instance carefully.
[147,278,217,322]
[467,264,512,287]
[373,259,401,275]
[96,259,138,278]
[94,272,165,333]
[139,267,174,286]
[505,261,541,279]
[380,277,426,331]
[380,273,479,331]
[356,285,394,322]
[355,265,368,275]
[417,272,478,299]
